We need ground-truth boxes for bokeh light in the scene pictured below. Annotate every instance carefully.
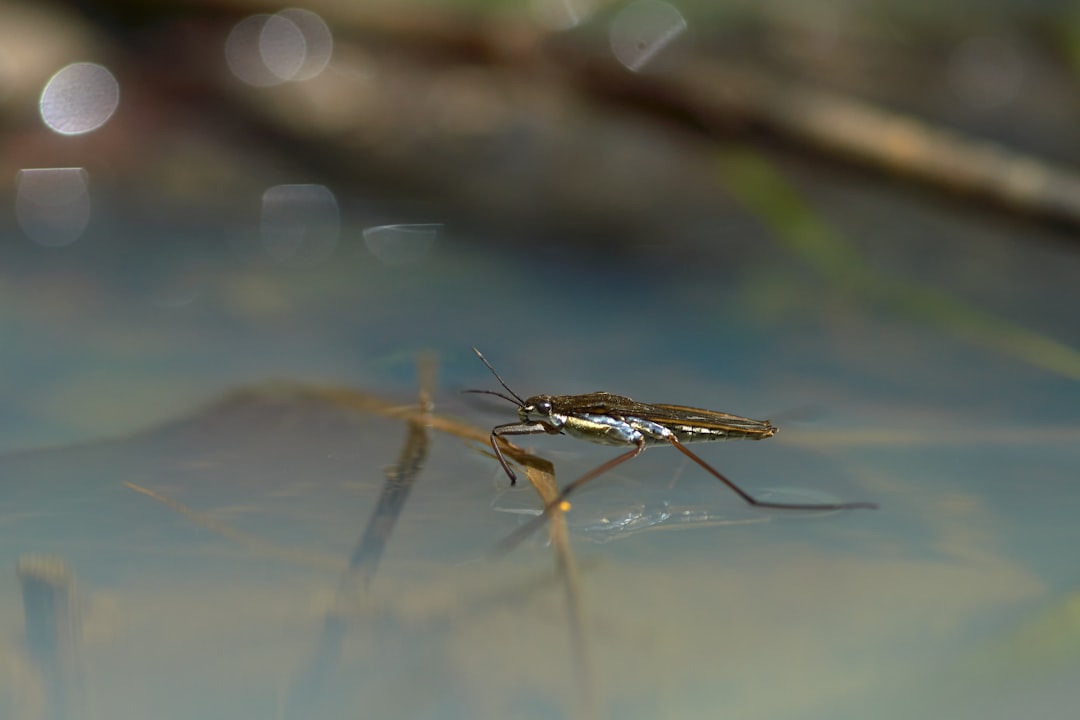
[530,0,596,31]
[38,62,119,135]
[609,0,687,72]
[277,8,333,81]
[259,184,340,267]
[225,15,278,87]
[15,168,91,247]
[225,9,333,87]
[362,224,441,265]
[259,13,307,83]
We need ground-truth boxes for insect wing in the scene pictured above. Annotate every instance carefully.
[631,403,775,436]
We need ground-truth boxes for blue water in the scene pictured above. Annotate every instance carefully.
[2,154,1078,720]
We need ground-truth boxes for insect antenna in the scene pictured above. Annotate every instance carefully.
[461,389,524,408]
[469,348,527,406]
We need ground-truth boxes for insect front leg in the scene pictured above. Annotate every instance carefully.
[490,422,551,485]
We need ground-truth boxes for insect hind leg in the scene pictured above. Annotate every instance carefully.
[666,436,878,511]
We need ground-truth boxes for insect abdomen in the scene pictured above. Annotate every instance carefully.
[669,424,774,442]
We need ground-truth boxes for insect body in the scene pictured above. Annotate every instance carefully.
[466,349,877,553]
[517,391,777,445]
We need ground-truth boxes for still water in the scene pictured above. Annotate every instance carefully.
[1,173,1078,720]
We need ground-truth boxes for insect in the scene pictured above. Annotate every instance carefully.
[465,348,877,553]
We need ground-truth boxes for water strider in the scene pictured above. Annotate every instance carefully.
[465,348,877,554]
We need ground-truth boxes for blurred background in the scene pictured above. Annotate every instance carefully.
[1,1,1079,719]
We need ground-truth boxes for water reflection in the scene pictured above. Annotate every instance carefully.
[0,362,1065,719]
[492,483,771,543]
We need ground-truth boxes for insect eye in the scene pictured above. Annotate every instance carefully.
[536,400,552,415]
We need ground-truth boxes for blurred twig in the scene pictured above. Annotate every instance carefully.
[37,1,1080,230]
[331,7,1080,229]
[567,50,1080,228]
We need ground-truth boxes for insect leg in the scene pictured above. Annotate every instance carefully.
[666,436,879,511]
[491,439,647,557]
[490,422,550,485]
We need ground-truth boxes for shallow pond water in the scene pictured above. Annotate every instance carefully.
[2,145,1079,720]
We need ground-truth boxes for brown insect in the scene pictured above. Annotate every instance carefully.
[466,348,877,553]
